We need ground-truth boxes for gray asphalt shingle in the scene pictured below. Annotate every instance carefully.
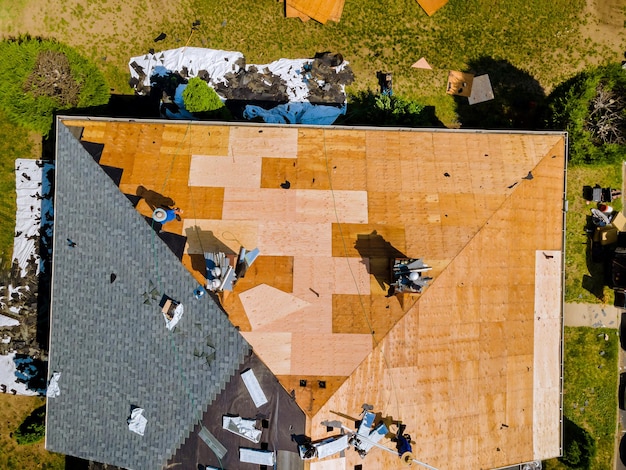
[46,122,250,470]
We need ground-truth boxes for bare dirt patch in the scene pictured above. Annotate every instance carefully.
[579,0,626,65]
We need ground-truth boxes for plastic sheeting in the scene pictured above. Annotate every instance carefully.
[164,303,184,331]
[46,372,61,398]
[13,160,54,277]
[130,47,243,89]
[243,102,346,125]
[222,415,262,443]
[128,408,148,436]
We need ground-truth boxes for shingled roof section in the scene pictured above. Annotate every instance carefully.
[46,122,251,470]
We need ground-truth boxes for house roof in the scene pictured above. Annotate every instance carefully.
[46,123,251,469]
[51,118,566,470]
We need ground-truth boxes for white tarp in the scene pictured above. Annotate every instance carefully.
[0,352,40,396]
[164,303,184,331]
[130,47,243,89]
[13,159,54,277]
[0,314,19,327]
[128,408,148,436]
[222,415,262,443]
[315,434,350,459]
[240,368,268,408]
[239,448,275,465]
[46,372,61,398]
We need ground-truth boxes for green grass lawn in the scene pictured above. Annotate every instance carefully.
[565,162,624,304]
[544,327,618,470]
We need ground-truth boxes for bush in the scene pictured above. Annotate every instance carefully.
[343,91,433,127]
[182,77,224,113]
[0,36,109,136]
[14,404,46,445]
[546,63,626,165]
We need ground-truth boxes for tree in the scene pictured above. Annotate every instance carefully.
[182,77,224,113]
[0,36,109,135]
[545,63,626,165]
[559,417,596,469]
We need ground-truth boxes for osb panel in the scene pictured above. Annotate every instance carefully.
[221,187,296,221]
[286,0,344,23]
[239,284,310,330]
[258,299,333,334]
[187,124,230,156]
[188,154,262,188]
[62,119,107,141]
[327,0,345,21]
[295,190,368,224]
[311,134,565,469]
[234,256,294,294]
[309,457,346,470]
[229,126,298,158]
[261,157,306,189]
[293,257,370,297]
[241,332,292,375]
[417,0,448,16]
[332,294,407,341]
[290,333,373,376]
[258,222,332,257]
[219,290,252,331]
[533,250,562,459]
[285,3,311,21]
[278,376,348,417]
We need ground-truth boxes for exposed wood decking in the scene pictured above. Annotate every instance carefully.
[62,118,566,470]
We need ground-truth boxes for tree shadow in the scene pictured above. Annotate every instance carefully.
[454,56,546,130]
[354,231,406,290]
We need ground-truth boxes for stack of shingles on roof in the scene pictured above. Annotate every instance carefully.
[46,123,250,469]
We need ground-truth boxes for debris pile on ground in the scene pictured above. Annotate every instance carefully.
[0,159,53,395]
[128,48,354,124]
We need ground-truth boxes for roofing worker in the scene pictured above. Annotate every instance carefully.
[152,207,183,224]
